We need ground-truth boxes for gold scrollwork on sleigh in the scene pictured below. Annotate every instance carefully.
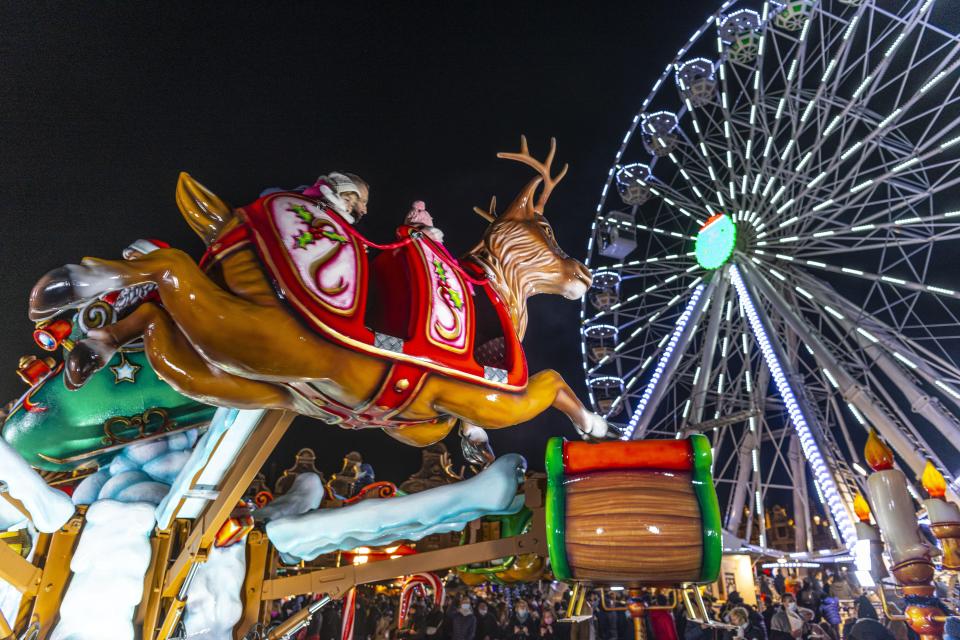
[103,408,173,446]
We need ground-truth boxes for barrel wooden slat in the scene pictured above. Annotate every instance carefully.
[564,469,704,583]
[566,493,700,519]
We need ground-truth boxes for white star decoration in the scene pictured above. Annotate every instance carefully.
[110,358,141,383]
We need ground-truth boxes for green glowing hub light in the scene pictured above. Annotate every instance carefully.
[695,213,737,270]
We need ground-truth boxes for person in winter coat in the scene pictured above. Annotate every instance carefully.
[510,600,538,640]
[476,601,502,640]
[774,571,787,596]
[452,600,478,640]
[539,609,558,640]
[770,594,804,640]
[727,607,765,640]
[819,595,841,639]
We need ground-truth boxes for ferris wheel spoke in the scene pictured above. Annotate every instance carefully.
[782,204,960,242]
[585,289,695,374]
[771,8,869,193]
[757,250,960,302]
[662,143,725,216]
[686,269,730,427]
[790,269,960,413]
[636,171,718,223]
[786,232,960,257]
[793,168,960,240]
[737,259,958,500]
[777,1,945,205]
[596,209,696,242]
[674,99,736,210]
[779,126,960,235]
[729,263,858,546]
[624,279,716,440]
[792,276,960,453]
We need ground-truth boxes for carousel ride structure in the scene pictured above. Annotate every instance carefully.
[0,138,722,640]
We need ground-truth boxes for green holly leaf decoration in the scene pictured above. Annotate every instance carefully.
[448,289,464,310]
[433,258,448,283]
[295,231,315,249]
[321,229,348,243]
[289,204,314,223]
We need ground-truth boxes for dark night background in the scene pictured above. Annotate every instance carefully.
[0,1,720,482]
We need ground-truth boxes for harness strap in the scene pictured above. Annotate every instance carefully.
[199,224,252,271]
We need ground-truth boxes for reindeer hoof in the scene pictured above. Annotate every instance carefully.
[29,267,80,321]
[577,412,615,441]
[461,432,495,467]
[63,339,114,390]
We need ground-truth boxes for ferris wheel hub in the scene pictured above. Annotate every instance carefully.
[694,213,737,270]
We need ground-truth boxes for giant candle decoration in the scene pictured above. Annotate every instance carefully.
[921,461,960,570]
[853,492,888,579]
[864,430,930,565]
[864,431,945,640]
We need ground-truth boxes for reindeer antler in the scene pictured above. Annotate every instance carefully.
[472,195,497,223]
[497,135,569,215]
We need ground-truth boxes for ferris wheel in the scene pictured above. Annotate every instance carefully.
[581,0,960,552]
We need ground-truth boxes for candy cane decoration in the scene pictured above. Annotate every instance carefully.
[397,572,445,629]
[341,587,358,640]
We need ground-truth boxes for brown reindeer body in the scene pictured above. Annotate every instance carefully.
[29,138,609,447]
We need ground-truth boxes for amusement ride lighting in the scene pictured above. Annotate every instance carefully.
[694,214,737,270]
[622,283,706,440]
[730,265,858,547]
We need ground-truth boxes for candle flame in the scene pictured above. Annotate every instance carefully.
[921,461,947,499]
[864,430,894,471]
[853,493,871,522]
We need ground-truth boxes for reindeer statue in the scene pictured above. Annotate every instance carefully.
[28,137,610,459]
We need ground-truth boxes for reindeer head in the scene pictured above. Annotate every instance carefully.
[471,137,593,312]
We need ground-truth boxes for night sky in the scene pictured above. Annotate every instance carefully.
[0,1,721,483]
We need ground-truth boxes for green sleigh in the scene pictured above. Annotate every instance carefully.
[2,290,216,473]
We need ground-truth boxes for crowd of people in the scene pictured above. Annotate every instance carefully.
[691,569,916,640]
[270,569,916,640]
[272,585,586,640]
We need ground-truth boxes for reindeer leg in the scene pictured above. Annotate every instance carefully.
[382,417,457,448]
[426,369,610,439]
[139,303,294,410]
[64,302,156,389]
[30,249,236,322]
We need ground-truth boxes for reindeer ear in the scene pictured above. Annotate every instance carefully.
[500,178,542,220]
[472,196,498,223]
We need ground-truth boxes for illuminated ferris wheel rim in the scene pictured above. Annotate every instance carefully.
[580,0,960,552]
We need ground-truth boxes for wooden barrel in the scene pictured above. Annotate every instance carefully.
[545,435,721,585]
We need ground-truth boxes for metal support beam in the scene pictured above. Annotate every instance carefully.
[801,277,960,463]
[726,431,757,535]
[789,435,812,553]
[627,278,718,440]
[688,268,730,427]
[730,264,858,546]
[740,260,960,504]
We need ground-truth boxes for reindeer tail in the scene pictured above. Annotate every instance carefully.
[175,172,234,245]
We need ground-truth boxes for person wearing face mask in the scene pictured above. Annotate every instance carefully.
[511,600,537,640]
[451,599,477,640]
[539,609,558,640]
[770,594,804,640]
[476,601,501,640]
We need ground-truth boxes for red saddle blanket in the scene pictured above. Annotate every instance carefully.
[240,192,527,394]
